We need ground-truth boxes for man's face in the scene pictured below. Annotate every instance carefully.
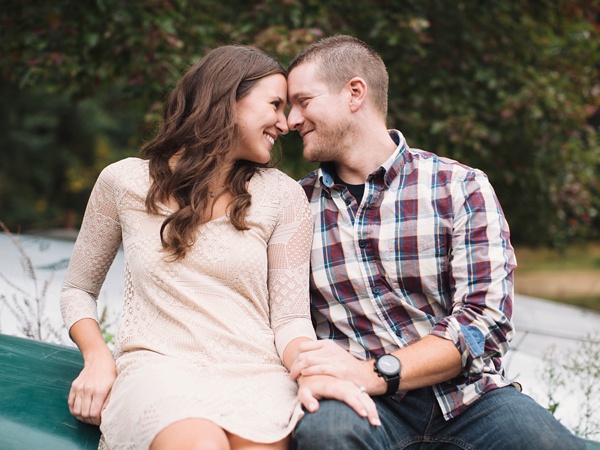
[287,61,351,163]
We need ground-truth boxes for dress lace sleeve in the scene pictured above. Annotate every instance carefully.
[60,164,123,332]
[267,175,316,358]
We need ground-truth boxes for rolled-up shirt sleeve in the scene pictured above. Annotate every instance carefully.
[430,170,516,377]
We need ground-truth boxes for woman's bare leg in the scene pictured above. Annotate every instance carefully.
[228,433,290,450]
[150,418,231,450]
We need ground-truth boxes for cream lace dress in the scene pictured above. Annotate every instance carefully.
[60,158,316,449]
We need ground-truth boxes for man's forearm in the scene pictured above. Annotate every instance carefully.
[366,335,462,395]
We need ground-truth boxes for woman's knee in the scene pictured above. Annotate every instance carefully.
[150,418,230,450]
[229,433,289,450]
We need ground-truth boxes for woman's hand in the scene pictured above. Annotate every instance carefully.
[290,340,386,395]
[297,374,381,427]
[67,318,117,426]
[68,347,117,426]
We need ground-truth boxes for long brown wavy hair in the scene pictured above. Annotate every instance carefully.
[142,45,285,260]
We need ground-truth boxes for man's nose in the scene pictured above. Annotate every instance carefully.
[287,106,303,132]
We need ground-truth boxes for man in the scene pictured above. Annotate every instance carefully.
[286,35,583,450]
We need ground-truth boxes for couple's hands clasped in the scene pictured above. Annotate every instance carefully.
[292,340,381,426]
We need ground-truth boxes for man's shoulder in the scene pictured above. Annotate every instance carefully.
[298,169,320,198]
[403,147,484,179]
[389,130,479,176]
[299,169,319,185]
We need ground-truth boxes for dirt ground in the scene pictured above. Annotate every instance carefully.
[515,269,600,299]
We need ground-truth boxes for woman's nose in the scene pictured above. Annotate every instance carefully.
[277,112,289,135]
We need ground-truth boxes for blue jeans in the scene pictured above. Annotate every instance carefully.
[292,386,585,450]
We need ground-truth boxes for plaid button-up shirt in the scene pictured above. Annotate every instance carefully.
[300,130,517,420]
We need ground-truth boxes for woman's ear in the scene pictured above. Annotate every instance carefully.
[347,77,367,113]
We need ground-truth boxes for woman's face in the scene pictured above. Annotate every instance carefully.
[235,73,288,164]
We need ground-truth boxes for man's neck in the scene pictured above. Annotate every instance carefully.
[334,127,397,184]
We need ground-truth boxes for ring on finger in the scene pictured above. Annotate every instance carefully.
[358,385,366,394]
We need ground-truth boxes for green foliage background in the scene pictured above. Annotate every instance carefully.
[1,0,598,246]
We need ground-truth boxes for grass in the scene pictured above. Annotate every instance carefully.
[514,243,600,272]
[513,243,600,313]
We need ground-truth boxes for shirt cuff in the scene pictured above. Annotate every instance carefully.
[431,317,486,375]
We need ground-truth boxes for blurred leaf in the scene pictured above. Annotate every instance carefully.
[0,0,598,246]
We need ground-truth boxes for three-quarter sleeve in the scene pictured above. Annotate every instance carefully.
[60,164,123,332]
[267,175,317,359]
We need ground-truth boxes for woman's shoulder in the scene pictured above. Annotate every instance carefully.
[104,157,146,174]
[250,168,306,209]
[255,168,300,187]
[255,168,305,199]
[99,157,147,184]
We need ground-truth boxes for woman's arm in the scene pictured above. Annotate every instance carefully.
[60,163,124,425]
[266,175,317,357]
[269,176,380,426]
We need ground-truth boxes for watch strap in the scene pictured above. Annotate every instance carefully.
[384,373,400,395]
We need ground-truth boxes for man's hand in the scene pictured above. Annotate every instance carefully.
[297,374,381,426]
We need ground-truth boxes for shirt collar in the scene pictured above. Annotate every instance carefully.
[317,129,408,189]
[381,129,407,186]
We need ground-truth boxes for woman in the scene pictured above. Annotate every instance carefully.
[60,45,317,450]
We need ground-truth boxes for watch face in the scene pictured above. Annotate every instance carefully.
[377,354,401,376]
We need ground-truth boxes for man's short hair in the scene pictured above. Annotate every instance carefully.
[289,35,389,117]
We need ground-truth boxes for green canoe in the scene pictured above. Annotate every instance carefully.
[0,334,100,450]
[1,333,599,449]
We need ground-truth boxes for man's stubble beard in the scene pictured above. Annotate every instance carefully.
[303,117,354,163]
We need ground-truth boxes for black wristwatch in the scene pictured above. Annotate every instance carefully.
[374,354,402,395]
